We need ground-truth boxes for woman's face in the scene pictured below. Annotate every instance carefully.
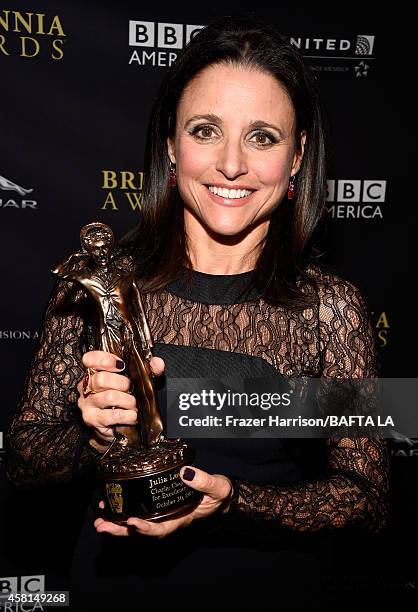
[167,63,305,239]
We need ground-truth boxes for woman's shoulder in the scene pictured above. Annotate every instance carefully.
[304,262,371,320]
[306,262,365,298]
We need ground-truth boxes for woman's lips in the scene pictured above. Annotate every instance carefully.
[205,185,255,207]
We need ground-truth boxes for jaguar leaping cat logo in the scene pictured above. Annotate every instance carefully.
[0,174,33,196]
[390,430,416,446]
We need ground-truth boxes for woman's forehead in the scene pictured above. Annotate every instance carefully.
[177,64,295,127]
[181,64,291,105]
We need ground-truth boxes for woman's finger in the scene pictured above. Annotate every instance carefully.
[88,371,132,394]
[82,406,137,429]
[149,356,165,376]
[94,518,131,536]
[89,435,114,453]
[84,388,137,411]
[95,501,194,538]
[126,514,193,538]
[179,467,232,501]
[82,350,126,372]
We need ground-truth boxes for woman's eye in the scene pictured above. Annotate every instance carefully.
[250,131,277,147]
[191,125,217,140]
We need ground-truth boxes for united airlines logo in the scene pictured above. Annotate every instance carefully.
[0,174,37,209]
[290,33,375,56]
[290,33,376,77]
[355,35,375,55]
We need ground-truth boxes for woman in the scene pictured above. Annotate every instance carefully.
[7,15,389,607]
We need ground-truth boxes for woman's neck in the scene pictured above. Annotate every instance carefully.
[185,213,269,275]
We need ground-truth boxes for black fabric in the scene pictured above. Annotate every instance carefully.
[165,266,259,304]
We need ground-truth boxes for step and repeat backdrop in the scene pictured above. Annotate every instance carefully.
[1,0,416,602]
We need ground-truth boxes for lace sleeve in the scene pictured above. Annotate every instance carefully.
[228,278,390,533]
[6,279,98,488]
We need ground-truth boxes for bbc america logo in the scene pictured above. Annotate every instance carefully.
[326,179,386,219]
[327,180,386,203]
[0,575,45,598]
[128,21,203,67]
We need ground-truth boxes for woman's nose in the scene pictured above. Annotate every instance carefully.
[215,138,248,180]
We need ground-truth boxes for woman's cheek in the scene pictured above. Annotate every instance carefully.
[252,153,292,187]
[177,147,212,181]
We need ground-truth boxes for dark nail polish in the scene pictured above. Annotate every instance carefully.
[183,467,195,481]
[116,359,125,370]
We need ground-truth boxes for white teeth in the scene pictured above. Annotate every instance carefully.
[208,186,252,199]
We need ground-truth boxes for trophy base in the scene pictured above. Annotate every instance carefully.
[97,438,202,523]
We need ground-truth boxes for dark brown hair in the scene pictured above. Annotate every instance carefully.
[122,14,327,308]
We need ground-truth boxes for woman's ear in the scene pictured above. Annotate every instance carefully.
[167,137,176,165]
[291,130,306,176]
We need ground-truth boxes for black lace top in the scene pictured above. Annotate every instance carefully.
[6,263,390,536]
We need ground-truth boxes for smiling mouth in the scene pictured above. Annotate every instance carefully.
[207,185,254,200]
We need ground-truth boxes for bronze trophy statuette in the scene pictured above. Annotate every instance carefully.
[52,222,202,523]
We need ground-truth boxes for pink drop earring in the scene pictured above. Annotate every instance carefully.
[287,175,296,200]
[169,162,177,188]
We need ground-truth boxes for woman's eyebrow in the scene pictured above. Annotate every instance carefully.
[250,120,286,138]
[184,114,222,128]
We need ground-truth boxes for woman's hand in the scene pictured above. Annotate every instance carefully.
[76,350,165,453]
[94,467,233,538]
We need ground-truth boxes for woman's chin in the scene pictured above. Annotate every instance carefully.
[201,215,257,239]
[207,224,250,240]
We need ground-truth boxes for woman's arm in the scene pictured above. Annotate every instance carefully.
[6,279,98,488]
[228,278,390,533]
[229,436,389,533]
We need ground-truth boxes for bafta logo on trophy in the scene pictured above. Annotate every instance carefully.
[53,221,202,523]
